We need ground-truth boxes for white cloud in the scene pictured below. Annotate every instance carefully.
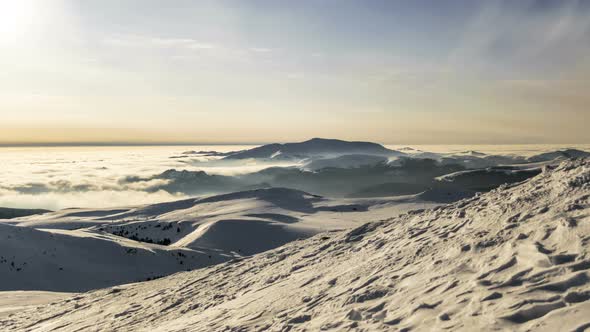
[104,35,216,51]
[286,72,304,79]
[248,47,272,53]
[0,190,182,211]
[450,0,590,76]
[0,146,292,210]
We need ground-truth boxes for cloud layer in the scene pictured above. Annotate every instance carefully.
[1,143,589,211]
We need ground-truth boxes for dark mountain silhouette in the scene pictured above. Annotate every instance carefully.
[224,138,403,160]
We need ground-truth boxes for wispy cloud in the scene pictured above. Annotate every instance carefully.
[104,35,278,57]
[103,35,217,51]
[451,0,590,77]
[286,72,304,80]
[248,47,273,53]
[150,38,216,50]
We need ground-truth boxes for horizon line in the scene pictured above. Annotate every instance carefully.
[0,141,589,148]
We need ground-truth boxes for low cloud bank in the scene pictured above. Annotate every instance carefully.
[0,144,587,211]
[0,189,182,211]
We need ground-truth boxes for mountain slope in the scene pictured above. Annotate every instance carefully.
[0,223,233,292]
[2,159,590,331]
[528,149,590,163]
[0,208,50,219]
[302,154,389,171]
[10,188,432,257]
[436,166,543,191]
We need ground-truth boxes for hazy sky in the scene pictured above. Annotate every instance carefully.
[0,0,589,144]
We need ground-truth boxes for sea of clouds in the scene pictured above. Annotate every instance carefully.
[0,145,296,210]
[1,144,588,211]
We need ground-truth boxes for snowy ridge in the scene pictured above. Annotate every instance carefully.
[2,159,590,331]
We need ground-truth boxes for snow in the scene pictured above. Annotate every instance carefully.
[0,188,432,293]
[0,291,72,319]
[0,222,234,292]
[2,159,590,331]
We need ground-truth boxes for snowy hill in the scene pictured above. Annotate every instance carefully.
[0,223,233,292]
[3,159,590,331]
[0,208,50,219]
[435,166,543,191]
[527,149,590,163]
[1,188,432,293]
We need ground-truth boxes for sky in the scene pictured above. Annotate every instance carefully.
[0,0,589,145]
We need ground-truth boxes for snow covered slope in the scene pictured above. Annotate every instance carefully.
[0,208,50,220]
[10,188,432,254]
[435,166,542,191]
[3,159,590,331]
[0,223,233,292]
[2,188,432,293]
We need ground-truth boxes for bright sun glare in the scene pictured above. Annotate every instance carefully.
[0,0,37,42]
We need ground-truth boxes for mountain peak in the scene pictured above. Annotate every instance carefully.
[225,138,402,160]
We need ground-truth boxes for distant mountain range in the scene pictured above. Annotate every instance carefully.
[220,138,590,168]
[125,140,590,199]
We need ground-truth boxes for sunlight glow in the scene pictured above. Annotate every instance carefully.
[0,0,37,43]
